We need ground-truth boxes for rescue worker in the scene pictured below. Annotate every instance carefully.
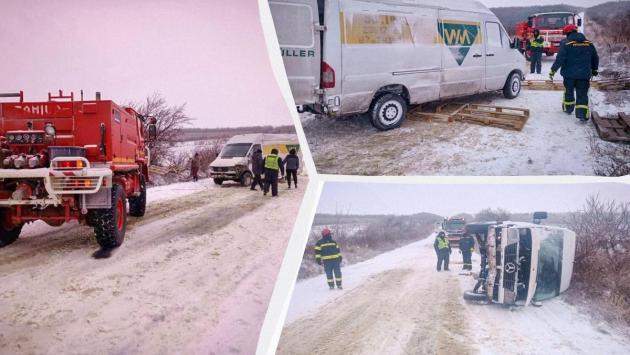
[549,24,599,122]
[528,29,544,74]
[190,152,200,182]
[459,233,475,271]
[284,148,300,189]
[315,228,342,290]
[434,231,451,272]
[262,148,284,197]
[250,148,264,191]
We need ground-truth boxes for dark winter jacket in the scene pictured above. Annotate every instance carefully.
[262,155,285,175]
[551,32,599,80]
[528,35,544,53]
[251,151,264,175]
[315,235,342,264]
[434,235,451,255]
[459,235,475,254]
[284,153,300,171]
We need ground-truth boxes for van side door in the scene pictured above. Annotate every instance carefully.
[438,10,484,99]
[484,20,513,90]
[268,0,321,106]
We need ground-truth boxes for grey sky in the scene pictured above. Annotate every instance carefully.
[480,0,610,8]
[317,182,630,216]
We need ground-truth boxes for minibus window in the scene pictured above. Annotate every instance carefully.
[269,3,314,48]
[220,143,253,158]
[486,22,502,48]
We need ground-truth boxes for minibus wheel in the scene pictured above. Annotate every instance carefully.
[369,93,407,131]
[503,72,522,99]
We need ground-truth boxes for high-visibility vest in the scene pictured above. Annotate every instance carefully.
[531,36,544,48]
[265,154,279,170]
[437,237,449,250]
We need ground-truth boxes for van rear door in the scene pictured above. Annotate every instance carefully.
[438,11,484,99]
[268,0,321,106]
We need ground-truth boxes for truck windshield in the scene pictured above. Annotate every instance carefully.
[533,234,563,301]
[220,143,252,158]
[444,221,465,231]
[535,14,574,29]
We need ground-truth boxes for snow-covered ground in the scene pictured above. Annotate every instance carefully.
[0,177,307,354]
[278,233,630,354]
[303,57,629,176]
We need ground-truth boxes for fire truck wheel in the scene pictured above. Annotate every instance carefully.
[240,172,252,187]
[503,72,522,99]
[129,175,147,217]
[369,93,407,131]
[213,178,224,185]
[463,290,488,302]
[93,184,127,248]
[0,216,22,248]
[545,52,554,57]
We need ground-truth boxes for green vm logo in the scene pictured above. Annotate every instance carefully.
[437,21,481,66]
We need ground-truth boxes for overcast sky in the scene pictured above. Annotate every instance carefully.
[480,0,610,8]
[317,182,630,216]
[0,0,291,128]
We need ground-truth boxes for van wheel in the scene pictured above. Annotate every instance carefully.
[213,178,223,185]
[503,72,521,99]
[0,210,22,248]
[240,172,252,187]
[545,52,554,57]
[463,290,488,302]
[129,175,146,217]
[93,184,126,249]
[369,94,407,131]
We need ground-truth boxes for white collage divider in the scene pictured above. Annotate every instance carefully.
[254,0,630,354]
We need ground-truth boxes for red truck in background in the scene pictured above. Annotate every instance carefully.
[0,91,157,249]
[514,12,583,60]
[442,217,466,248]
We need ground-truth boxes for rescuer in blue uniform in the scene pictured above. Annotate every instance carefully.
[550,24,599,121]
[434,231,452,272]
[262,148,284,197]
[315,228,343,290]
[528,29,544,74]
[459,233,475,271]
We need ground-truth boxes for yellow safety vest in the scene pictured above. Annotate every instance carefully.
[530,36,544,48]
[437,237,450,250]
[265,154,279,170]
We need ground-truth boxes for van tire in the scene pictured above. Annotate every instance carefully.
[369,94,407,131]
[503,72,522,99]
[129,175,146,217]
[213,178,223,185]
[240,172,252,187]
[463,290,488,302]
[93,184,126,249]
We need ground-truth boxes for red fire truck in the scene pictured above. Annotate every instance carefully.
[0,91,157,249]
[514,12,583,60]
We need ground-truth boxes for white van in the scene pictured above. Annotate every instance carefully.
[209,133,301,186]
[463,221,576,306]
[269,0,526,130]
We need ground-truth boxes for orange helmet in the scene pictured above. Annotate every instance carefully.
[563,24,578,35]
[321,228,331,237]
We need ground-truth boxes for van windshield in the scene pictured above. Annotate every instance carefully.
[220,143,252,158]
[533,233,563,301]
[534,13,574,29]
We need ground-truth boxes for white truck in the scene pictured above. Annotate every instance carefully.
[269,0,526,130]
[209,133,301,186]
[463,221,576,306]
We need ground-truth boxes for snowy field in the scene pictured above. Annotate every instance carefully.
[0,177,307,354]
[278,233,630,354]
[303,57,629,176]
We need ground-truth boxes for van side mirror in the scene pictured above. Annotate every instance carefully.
[146,123,157,142]
[533,211,548,224]
[577,18,582,27]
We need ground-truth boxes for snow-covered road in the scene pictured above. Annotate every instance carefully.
[302,57,628,176]
[0,177,306,354]
[278,234,630,355]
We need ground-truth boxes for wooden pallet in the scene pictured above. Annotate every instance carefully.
[592,77,630,91]
[592,111,630,143]
[523,78,630,91]
[408,103,530,131]
[522,79,565,91]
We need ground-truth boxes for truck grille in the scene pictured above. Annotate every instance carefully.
[50,176,100,193]
[213,167,228,172]
[502,243,518,291]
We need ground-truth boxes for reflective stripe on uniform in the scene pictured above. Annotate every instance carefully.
[315,254,321,258]
[530,37,544,48]
[576,104,590,117]
[265,154,279,170]
[437,238,449,250]
[314,246,321,251]
[319,243,337,248]
[321,254,341,260]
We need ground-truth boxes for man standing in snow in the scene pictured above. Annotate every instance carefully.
[315,228,343,290]
[528,29,544,74]
[190,152,200,182]
[549,24,599,122]
[262,148,285,197]
[434,231,451,271]
[459,233,475,271]
[284,148,300,189]
[250,148,264,191]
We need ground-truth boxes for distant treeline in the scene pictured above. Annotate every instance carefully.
[172,125,296,142]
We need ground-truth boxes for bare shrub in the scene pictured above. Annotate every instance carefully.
[474,208,511,222]
[567,195,630,324]
[590,137,630,177]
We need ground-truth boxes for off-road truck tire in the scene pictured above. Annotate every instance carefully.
[129,174,146,217]
[93,184,127,248]
[0,210,23,247]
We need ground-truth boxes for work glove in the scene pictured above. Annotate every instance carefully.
[592,70,598,77]
[549,70,556,81]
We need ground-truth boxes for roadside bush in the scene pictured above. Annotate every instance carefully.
[474,208,511,222]
[567,196,630,324]
[590,137,630,177]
